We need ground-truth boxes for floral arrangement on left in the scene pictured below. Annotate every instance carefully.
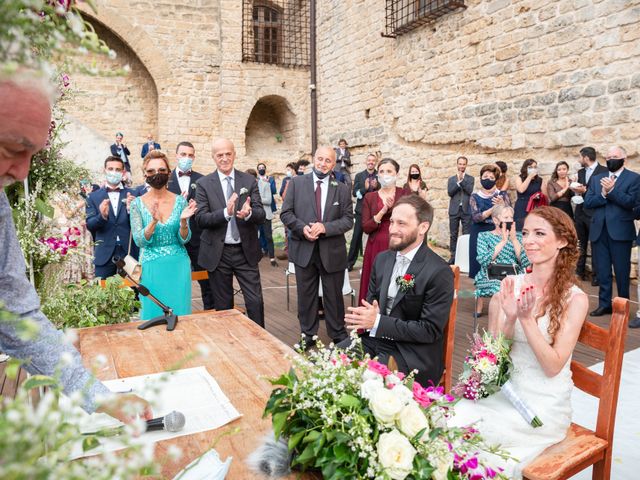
[259,337,510,480]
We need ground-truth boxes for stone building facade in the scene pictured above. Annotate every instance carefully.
[65,0,640,245]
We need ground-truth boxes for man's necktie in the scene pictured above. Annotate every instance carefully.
[315,180,323,223]
[178,170,192,177]
[226,176,240,241]
[107,187,121,193]
[387,255,410,314]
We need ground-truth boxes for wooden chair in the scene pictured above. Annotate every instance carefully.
[523,296,629,480]
[440,265,459,392]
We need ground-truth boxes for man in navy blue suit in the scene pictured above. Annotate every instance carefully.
[585,146,640,317]
[167,141,213,309]
[86,156,138,278]
[140,133,161,159]
[109,132,131,173]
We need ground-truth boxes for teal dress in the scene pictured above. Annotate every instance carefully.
[130,195,192,320]
[474,231,530,298]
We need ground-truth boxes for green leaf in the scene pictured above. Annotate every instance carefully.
[288,430,306,451]
[34,197,54,218]
[82,435,101,452]
[272,411,288,438]
[4,359,22,380]
[303,430,321,443]
[293,441,316,466]
[333,442,350,461]
[22,375,58,391]
[268,372,292,387]
[338,394,360,409]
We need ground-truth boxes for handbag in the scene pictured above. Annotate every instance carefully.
[525,191,549,213]
[487,262,519,280]
[122,230,142,283]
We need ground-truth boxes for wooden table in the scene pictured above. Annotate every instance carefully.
[77,310,313,479]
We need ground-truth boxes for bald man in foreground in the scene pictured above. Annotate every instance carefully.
[0,73,151,423]
[280,146,353,348]
[195,138,266,326]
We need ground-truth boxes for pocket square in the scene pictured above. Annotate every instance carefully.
[332,201,339,206]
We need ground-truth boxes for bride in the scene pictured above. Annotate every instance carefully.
[450,206,589,478]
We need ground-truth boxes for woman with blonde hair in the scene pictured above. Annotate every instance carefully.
[130,151,196,320]
[451,206,588,478]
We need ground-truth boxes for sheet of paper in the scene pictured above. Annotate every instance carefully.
[69,366,242,459]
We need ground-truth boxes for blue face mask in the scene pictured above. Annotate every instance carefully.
[178,157,193,172]
[105,171,123,186]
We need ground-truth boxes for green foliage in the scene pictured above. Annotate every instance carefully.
[42,277,139,329]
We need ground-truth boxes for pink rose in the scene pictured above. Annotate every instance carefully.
[367,360,391,377]
[412,382,432,408]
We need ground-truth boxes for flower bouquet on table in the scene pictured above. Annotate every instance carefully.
[253,335,510,480]
[452,330,543,428]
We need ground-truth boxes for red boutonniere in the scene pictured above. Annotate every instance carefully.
[395,273,415,292]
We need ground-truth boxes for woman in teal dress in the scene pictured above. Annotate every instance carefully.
[475,205,529,299]
[130,151,197,320]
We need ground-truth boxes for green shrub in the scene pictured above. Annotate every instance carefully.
[42,278,139,329]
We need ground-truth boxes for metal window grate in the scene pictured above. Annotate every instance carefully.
[384,0,466,37]
[242,0,310,68]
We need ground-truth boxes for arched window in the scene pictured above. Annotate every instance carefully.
[252,5,281,64]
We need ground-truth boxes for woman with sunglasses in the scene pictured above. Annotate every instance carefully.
[130,150,197,320]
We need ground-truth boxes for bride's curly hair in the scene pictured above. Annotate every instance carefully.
[527,207,580,343]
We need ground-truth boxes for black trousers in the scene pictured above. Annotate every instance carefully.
[592,230,632,309]
[187,248,214,310]
[347,211,364,268]
[574,211,596,277]
[449,206,471,257]
[295,246,347,343]
[209,244,264,327]
[94,244,128,279]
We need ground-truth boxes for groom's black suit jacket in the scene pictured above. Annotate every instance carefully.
[366,243,454,385]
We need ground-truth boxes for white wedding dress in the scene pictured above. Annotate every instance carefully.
[450,275,581,479]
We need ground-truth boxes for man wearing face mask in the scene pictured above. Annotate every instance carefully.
[257,162,277,265]
[348,153,379,271]
[86,156,138,279]
[585,146,640,317]
[166,142,213,310]
[280,146,354,348]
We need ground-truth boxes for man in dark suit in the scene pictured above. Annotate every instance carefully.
[140,133,161,159]
[86,156,138,278]
[446,156,474,263]
[585,146,640,317]
[280,146,354,346]
[334,138,352,190]
[342,195,454,385]
[109,132,131,174]
[570,146,608,283]
[167,141,213,310]
[195,138,266,326]
[347,153,378,271]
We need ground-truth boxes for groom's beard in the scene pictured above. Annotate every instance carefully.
[0,176,16,188]
[389,230,419,252]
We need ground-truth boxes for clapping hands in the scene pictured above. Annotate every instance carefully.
[180,199,197,220]
[236,197,252,219]
[499,277,539,325]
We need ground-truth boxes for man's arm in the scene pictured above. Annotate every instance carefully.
[194,179,227,229]
[584,175,607,209]
[323,184,354,237]
[446,176,459,197]
[280,178,308,237]
[352,172,365,198]
[0,193,110,413]
[85,194,107,233]
[375,265,454,344]
[462,175,474,195]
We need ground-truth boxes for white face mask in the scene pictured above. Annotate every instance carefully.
[378,174,397,188]
[178,157,193,172]
[527,167,537,176]
[105,171,123,186]
[285,170,293,177]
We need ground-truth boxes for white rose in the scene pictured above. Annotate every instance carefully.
[361,377,384,400]
[397,402,430,441]
[377,429,416,480]
[391,384,413,405]
[362,368,382,382]
[370,388,404,426]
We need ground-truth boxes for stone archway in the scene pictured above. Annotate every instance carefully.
[244,95,297,162]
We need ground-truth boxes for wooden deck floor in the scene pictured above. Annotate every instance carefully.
[3,253,640,399]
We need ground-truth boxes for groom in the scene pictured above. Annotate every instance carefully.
[342,195,454,385]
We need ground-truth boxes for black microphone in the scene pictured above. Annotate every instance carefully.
[145,410,186,432]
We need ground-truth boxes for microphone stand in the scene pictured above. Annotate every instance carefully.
[115,266,178,331]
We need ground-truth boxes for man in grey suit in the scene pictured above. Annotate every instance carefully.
[447,156,474,263]
[343,195,453,385]
[280,146,354,347]
[195,138,266,326]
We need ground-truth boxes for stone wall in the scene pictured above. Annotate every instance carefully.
[316,0,640,245]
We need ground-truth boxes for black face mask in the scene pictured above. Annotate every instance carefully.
[297,170,305,176]
[146,173,169,189]
[481,178,496,189]
[501,221,514,231]
[258,168,266,176]
[606,158,624,173]
[313,167,330,179]
[409,173,420,180]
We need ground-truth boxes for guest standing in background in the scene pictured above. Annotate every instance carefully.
[403,163,428,200]
[359,158,408,304]
[130,151,196,320]
[140,133,160,159]
[277,162,298,260]
[547,161,574,219]
[447,156,474,264]
[495,161,510,192]
[257,162,277,266]
[469,164,511,317]
[110,132,131,175]
[474,205,529,307]
[348,153,378,271]
[334,138,352,190]
[514,159,545,230]
[166,141,213,310]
